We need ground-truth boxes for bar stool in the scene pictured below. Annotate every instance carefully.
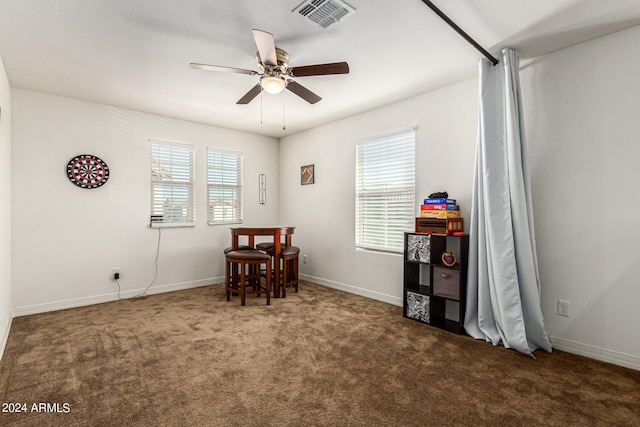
[224,245,253,254]
[280,246,300,298]
[225,250,271,306]
[224,245,254,294]
[255,242,275,252]
[256,242,278,296]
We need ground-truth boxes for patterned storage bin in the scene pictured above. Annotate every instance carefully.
[405,291,430,323]
[406,234,432,263]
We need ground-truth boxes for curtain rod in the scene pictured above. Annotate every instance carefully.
[420,0,499,66]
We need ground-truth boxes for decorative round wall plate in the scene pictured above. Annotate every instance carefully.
[66,154,110,189]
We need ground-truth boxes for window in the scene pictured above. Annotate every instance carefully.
[150,140,195,227]
[207,148,243,225]
[355,129,415,252]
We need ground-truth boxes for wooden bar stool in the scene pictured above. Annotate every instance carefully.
[280,246,300,298]
[256,242,275,252]
[225,250,271,306]
[224,245,253,253]
[231,227,294,298]
[224,245,254,294]
[256,242,278,297]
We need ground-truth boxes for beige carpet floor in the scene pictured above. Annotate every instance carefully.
[1,281,639,426]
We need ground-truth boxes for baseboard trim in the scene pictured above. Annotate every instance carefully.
[0,311,13,362]
[551,336,640,371]
[13,277,224,317]
[300,274,402,307]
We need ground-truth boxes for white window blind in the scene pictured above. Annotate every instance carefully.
[207,148,243,225]
[356,129,415,252]
[150,140,195,227]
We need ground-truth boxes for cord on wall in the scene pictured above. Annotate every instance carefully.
[113,228,162,301]
[132,228,162,299]
[115,276,124,300]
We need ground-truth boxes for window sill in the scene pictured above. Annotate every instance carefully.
[208,220,243,226]
[150,222,195,229]
[355,246,403,256]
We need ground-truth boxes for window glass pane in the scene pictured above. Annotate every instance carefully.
[208,148,242,225]
[355,130,415,252]
[150,140,195,226]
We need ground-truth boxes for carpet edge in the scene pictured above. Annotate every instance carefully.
[551,336,640,371]
[12,277,224,317]
[300,273,402,306]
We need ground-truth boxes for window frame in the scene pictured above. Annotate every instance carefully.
[149,139,196,228]
[207,147,243,225]
[355,129,416,253]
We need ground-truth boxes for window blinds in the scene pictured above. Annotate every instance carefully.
[207,148,243,224]
[355,129,415,252]
[150,140,195,227]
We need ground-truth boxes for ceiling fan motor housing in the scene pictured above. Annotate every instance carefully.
[256,48,290,70]
[257,48,290,94]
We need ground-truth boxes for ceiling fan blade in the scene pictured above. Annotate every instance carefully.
[236,84,262,105]
[288,62,350,77]
[252,29,278,66]
[286,80,322,104]
[189,63,258,75]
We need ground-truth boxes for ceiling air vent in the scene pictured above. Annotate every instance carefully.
[292,0,356,29]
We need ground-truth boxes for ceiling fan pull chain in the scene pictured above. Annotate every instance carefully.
[283,94,286,131]
[260,89,263,125]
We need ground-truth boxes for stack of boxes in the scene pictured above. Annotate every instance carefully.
[415,195,463,235]
[419,197,460,219]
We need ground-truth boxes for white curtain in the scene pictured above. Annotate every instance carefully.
[464,48,552,357]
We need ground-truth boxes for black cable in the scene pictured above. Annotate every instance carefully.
[115,277,124,300]
[112,227,161,301]
[132,227,162,299]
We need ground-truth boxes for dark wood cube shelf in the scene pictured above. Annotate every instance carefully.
[403,232,469,334]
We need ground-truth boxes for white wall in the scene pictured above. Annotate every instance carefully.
[11,90,279,314]
[279,79,478,304]
[522,25,640,363]
[0,51,13,359]
[280,25,640,368]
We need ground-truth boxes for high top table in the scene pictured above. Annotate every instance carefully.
[230,226,295,298]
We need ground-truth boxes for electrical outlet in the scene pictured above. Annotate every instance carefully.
[112,267,120,280]
[303,255,308,264]
[557,300,570,317]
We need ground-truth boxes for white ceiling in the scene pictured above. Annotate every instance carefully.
[1,0,639,138]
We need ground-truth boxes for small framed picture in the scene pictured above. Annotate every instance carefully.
[301,164,314,185]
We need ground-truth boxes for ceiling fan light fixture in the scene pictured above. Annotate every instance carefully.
[260,75,286,94]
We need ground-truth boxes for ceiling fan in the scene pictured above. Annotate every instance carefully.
[190,29,349,105]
